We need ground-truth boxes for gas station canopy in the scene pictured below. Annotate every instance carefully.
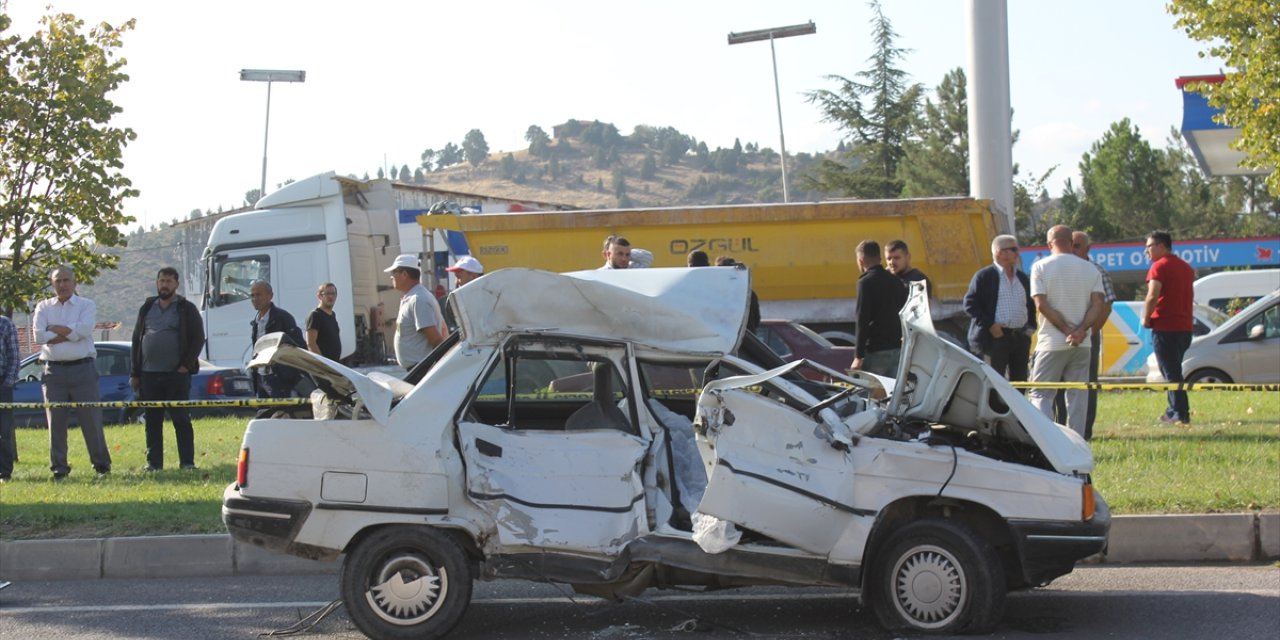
[1177,74,1270,178]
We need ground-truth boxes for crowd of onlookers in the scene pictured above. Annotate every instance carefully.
[847,225,1194,441]
[0,227,1194,481]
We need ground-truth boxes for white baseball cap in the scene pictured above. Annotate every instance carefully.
[446,255,484,274]
[384,254,420,272]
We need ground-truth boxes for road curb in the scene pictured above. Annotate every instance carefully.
[1,513,1276,582]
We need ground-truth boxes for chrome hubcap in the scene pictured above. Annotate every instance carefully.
[366,553,448,625]
[892,544,966,629]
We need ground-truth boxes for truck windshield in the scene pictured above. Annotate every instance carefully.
[208,255,270,308]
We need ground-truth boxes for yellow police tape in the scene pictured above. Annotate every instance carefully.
[0,398,308,410]
[0,382,1274,410]
[1007,381,1279,392]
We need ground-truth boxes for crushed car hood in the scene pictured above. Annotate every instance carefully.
[887,283,1095,474]
[449,268,751,355]
[248,334,410,424]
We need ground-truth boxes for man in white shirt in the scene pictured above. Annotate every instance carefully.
[33,265,112,479]
[386,254,446,370]
[1029,226,1106,437]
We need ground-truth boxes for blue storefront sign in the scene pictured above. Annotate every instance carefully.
[1021,236,1280,273]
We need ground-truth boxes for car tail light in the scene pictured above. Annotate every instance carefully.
[206,373,224,396]
[237,448,249,488]
[1082,481,1096,521]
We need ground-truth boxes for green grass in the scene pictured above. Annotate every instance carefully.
[1089,391,1280,513]
[1,392,1277,541]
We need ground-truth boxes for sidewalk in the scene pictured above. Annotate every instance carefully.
[2,513,1277,581]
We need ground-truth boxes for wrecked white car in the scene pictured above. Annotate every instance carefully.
[223,267,1108,638]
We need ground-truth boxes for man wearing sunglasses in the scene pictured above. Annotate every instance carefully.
[963,235,1037,381]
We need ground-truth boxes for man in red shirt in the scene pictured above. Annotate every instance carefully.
[1142,231,1195,424]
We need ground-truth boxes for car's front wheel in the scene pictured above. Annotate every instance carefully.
[869,519,1005,634]
[341,526,473,640]
[1186,368,1233,384]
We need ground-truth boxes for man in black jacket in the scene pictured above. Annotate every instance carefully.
[963,235,1038,381]
[130,267,205,470]
[249,280,305,398]
[852,240,908,377]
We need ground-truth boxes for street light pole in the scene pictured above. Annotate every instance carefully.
[728,21,816,204]
[240,69,306,201]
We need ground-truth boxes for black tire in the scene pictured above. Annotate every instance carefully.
[868,519,1006,634]
[341,526,473,640]
[1185,368,1233,384]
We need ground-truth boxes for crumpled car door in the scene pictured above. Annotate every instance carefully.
[694,363,865,556]
[456,344,648,556]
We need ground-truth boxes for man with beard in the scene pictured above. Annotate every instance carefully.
[131,267,205,470]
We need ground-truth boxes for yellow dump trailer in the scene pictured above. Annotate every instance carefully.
[421,198,1006,343]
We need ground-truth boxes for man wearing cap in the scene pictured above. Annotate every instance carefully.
[33,265,112,479]
[446,255,484,287]
[386,254,447,370]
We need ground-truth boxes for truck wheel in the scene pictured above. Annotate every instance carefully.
[869,519,1005,634]
[341,526,473,640]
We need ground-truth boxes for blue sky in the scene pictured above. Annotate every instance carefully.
[4,1,1219,228]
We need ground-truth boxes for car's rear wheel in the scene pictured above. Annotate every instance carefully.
[869,519,1005,634]
[341,526,472,640]
[1185,368,1233,384]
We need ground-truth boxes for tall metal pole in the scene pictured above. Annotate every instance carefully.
[769,35,791,203]
[242,69,304,202]
[728,21,814,205]
[966,0,1015,233]
[260,80,273,200]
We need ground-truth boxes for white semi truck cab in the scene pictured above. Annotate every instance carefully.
[200,173,405,368]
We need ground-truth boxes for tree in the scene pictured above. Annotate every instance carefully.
[398,164,411,181]
[462,129,489,167]
[1168,0,1280,196]
[413,167,425,183]
[420,148,437,172]
[802,0,922,198]
[1163,127,1280,238]
[525,125,551,158]
[1077,119,1173,240]
[376,167,385,179]
[437,142,463,168]
[500,152,517,179]
[641,152,657,180]
[0,12,137,312]
[899,67,969,197]
[245,188,262,206]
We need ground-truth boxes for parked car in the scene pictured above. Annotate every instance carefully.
[224,267,1107,638]
[1193,270,1280,313]
[13,342,255,427]
[754,319,856,378]
[1146,290,1280,384]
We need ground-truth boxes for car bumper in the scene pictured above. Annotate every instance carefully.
[221,483,313,555]
[1007,492,1111,586]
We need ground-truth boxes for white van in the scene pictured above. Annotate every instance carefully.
[1194,270,1280,312]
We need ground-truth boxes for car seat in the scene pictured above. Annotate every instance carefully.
[564,363,630,432]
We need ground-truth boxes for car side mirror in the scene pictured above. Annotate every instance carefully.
[1248,324,1264,340]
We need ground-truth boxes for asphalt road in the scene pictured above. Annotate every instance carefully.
[0,564,1276,639]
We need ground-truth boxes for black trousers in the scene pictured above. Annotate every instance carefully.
[141,372,195,468]
[985,331,1030,382]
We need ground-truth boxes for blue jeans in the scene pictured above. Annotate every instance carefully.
[1152,330,1192,423]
